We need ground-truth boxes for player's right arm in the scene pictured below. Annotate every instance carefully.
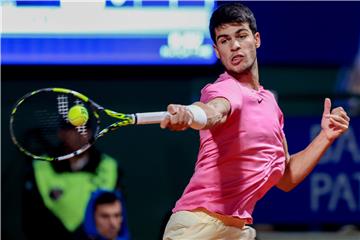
[160,97,231,131]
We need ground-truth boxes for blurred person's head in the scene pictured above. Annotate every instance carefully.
[58,121,92,152]
[209,3,260,78]
[94,192,123,240]
[57,124,93,170]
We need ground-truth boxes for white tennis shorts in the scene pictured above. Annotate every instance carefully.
[163,211,256,240]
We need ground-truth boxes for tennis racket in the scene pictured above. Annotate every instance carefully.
[10,87,168,161]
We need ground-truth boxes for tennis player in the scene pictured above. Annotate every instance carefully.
[160,3,350,240]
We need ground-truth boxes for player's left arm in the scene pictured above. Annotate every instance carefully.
[276,98,350,192]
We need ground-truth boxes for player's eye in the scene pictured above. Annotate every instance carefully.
[219,38,228,44]
[237,34,247,39]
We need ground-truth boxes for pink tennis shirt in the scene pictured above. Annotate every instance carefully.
[173,72,286,224]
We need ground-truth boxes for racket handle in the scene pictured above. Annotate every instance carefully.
[135,111,169,125]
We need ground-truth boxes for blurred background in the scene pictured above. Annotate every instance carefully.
[2,1,360,239]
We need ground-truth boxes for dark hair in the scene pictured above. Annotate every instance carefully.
[209,2,257,43]
[94,191,120,211]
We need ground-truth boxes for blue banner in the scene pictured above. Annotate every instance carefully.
[253,117,360,224]
[2,0,216,65]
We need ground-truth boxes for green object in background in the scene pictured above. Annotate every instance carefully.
[33,155,117,231]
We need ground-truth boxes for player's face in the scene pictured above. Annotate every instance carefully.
[213,23,260,75]
[95,201,123,240]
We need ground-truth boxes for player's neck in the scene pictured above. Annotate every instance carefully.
[229,62,260,90]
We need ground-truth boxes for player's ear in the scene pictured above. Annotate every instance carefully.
[255,32,261,48]
[213,44,220,59]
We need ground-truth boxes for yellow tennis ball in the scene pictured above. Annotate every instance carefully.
[67,105,89,127]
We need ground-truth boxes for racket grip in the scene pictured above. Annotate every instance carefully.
[135,111,169,125]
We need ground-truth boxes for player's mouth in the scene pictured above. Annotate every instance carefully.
[231,54,244,65]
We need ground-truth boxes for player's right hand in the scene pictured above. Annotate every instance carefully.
[160,104,193,131]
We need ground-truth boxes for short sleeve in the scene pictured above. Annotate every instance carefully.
[200,79,243,117]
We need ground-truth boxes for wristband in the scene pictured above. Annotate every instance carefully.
[186,105,207,130]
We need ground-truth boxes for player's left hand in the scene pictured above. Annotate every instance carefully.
[321,98,350,141]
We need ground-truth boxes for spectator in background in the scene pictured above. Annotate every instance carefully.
[77,190,130,240]
[22,125,124,240]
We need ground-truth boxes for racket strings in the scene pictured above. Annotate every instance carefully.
[57,94,70,121]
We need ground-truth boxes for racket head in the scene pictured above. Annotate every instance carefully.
[9,88,100,161]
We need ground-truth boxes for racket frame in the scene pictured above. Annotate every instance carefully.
[10,87,166,161]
